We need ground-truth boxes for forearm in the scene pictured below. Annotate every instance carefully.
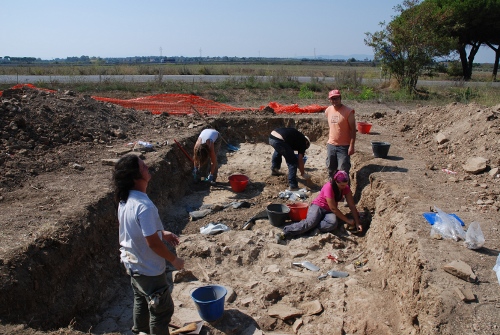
[298,159,305,175]
[150,243,178,263]
[331,207,350,222]
[351,208,361,226]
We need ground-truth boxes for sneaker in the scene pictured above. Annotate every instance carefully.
[271,168,281,176]
[275,232,287,245]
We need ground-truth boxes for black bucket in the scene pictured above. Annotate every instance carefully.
[266,204,290,227]
[371,141,391,158]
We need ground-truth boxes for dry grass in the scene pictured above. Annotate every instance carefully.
[1,63,498,107]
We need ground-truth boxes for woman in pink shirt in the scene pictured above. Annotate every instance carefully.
[276,170,362,243]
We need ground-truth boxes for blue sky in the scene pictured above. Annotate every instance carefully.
[2,0,493,62]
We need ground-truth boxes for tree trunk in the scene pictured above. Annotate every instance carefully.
[486,42,499,81]
[458,41,482,81]
[467,42,481,80]
[494,50,499,81]
[458,46,471,80]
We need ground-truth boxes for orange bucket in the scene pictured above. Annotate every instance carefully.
[287,203,309,222]
[357,122,372,134]
[228,174,249,192]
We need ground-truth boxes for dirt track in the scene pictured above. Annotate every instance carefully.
[0,86,499,335]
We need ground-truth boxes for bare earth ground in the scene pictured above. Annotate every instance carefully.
[0,86,499,335]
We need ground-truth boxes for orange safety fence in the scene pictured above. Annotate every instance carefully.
[93,94,248,115]
[1,84,328,115]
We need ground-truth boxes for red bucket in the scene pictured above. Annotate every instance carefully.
[287,203,309,222]
[228,174,249,192]
[357,122,372,134]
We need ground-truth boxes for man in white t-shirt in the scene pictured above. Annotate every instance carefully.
[113,155,184,335]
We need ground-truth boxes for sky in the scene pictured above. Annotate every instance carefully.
[2,0,494,63]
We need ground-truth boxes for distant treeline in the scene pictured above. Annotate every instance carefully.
[1,55,372,66]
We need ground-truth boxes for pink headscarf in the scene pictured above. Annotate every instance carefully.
[333,170,349,183]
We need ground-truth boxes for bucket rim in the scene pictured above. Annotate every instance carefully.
[266,203,290,213]
[287,202,309,209]
[228,174,249,181]
[190,285,227,303]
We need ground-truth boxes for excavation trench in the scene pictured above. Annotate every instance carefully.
[0,115,429,334]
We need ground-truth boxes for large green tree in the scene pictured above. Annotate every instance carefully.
[365,0,454,92]
[427,0,500,80]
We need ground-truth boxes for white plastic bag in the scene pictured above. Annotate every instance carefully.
[200,222,230,235]
[464,221,485,249]
[430,207,466,241]
[493,254,500,285]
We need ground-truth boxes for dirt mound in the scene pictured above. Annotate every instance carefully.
[1,86,499,335]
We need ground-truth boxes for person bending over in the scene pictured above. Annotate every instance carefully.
[268,127,311,191]
[193,128,221,183]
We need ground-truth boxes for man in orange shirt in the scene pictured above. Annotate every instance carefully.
[324,89,356,178]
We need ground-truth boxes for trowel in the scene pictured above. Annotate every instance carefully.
[327,270,349,278]
[170,321,203,334]
[242,209,269,230]
[292,261,320,272]
[318,270,349,280]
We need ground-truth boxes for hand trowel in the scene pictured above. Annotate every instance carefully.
[318,269,349,280]
[327,270,349,278]
[292,261,320,272]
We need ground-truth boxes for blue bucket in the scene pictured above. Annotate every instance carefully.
[190,285,227,322]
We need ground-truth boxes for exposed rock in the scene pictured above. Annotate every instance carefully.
[443,260,477,282]
[300,300,323,316]
[268,303,304,320]
[436,132,449,144]
[292,318,303,333]
[463,157,488,174]
[454,287,476,302]
[225,286,236,303]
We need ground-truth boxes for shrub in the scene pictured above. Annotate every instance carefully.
[357,87,376,100]
[446,61,463,78]
[298,84,314,99]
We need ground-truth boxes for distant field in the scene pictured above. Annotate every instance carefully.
[0,62,378,78]
[0,61,495,81]
[1,62,498,107]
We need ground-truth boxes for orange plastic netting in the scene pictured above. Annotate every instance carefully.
[0,84,327,115]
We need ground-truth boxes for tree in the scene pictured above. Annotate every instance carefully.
[365,0,454,92]
[426,0,500,80]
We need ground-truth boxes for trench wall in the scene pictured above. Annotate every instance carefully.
[358,171,434,333]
